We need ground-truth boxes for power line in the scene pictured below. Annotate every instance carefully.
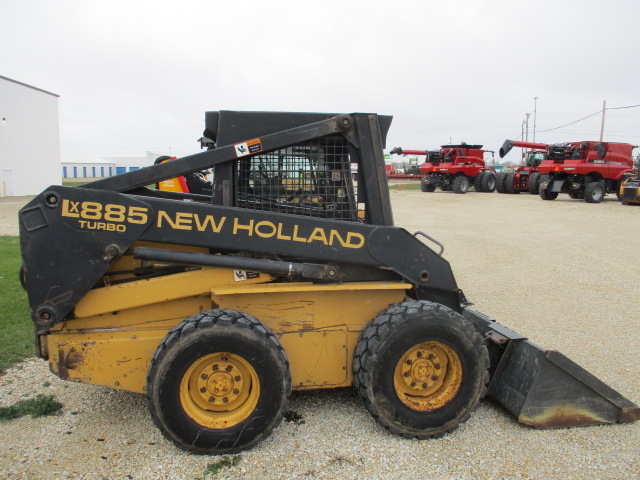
[536,103,640,134]
[537,110,601,133]
[607,104,640,110]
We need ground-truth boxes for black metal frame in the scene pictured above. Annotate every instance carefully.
[20,112,462,330]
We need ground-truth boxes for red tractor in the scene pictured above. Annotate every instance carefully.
[500,140,637,203]
[391,144,497,194]
[497,141,549,194]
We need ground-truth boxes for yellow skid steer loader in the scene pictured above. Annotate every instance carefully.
[19,111,639,454]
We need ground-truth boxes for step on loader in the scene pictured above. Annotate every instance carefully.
[19,112,640,455]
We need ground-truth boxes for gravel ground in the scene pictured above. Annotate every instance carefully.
[1,189,639,480]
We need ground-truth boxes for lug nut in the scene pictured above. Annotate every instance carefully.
[234,376,241,381]
[233,389,239,395]
[201,374,208,380]
[406,359,413,365]
[226,365,233,372]
[208,397,215,403]
[200,387,207,393]
[403,372,410,377]
[416,351,423,358]
[422,382,428,389]
[212,364,219,371]
[223,397,228,404]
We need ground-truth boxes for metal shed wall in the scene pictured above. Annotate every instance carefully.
[0,76,61,196]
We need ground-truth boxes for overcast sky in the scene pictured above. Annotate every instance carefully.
[2,0,639,163]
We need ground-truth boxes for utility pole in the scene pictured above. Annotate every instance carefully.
[533,97,539,142]
[524,113,530,142]
[599,100,606,141]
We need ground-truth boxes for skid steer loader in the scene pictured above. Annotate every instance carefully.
[19,111,639,455]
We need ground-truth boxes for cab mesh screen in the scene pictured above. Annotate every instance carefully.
[236,137,361,222]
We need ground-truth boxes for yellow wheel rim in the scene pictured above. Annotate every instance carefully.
[394,341,463,411]
[180,352,260,429]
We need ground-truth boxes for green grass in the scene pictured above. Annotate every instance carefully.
[0,394,63,421]
[0,236,33,372]
[193,456,241,479]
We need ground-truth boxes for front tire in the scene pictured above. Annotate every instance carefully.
[496,172,508,193]
[505,172,520,194]
[480,171,496,192]
[147,310,291,455]
[528,172,541,194]
[353,301,489,439]
[474,171,485,192]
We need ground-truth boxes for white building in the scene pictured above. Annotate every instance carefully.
[62,151,189,180]
[0,75,61,196]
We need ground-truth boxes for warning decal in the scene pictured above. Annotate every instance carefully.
[234,138,263,157]
[233,270,260,282]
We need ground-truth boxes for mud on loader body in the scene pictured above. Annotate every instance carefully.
[19,112,639,454]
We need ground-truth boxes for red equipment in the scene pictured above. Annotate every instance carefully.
[497,141,549,194]
[499,140,637,203]
[391,145,496,194]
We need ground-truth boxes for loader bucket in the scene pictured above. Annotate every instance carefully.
[463,308,640,428]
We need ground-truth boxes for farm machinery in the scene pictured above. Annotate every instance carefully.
[620,173,640,205]
[19,111,640,455]
[496,141,548,194]
[391,145,497,194]
[500,139,637,203]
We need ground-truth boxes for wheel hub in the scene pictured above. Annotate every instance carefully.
[394,341,463,411]
[180,352,259,428]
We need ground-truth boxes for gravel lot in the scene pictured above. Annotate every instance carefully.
[1,189,639,480]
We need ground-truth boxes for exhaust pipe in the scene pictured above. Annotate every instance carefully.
[463,308,640,428]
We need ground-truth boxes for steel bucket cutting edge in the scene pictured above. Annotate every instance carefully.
[463,308,640,428]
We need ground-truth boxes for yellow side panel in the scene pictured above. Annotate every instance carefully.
[279,330,349,388]
[48,329,164,394]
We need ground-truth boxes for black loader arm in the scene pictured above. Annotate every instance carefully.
[19,113,463,331]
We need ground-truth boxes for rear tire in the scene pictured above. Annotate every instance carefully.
[480,171,496,192]
[353,301,489,439]
[421,178,436,192]
[539,188,558,200]
[528,172,541,194]
[584,181,605,203]
[452,176,469,194]
[147,310,291,455]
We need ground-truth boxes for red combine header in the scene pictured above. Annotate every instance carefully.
[500,139,637,202]
[391,144,496,194]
